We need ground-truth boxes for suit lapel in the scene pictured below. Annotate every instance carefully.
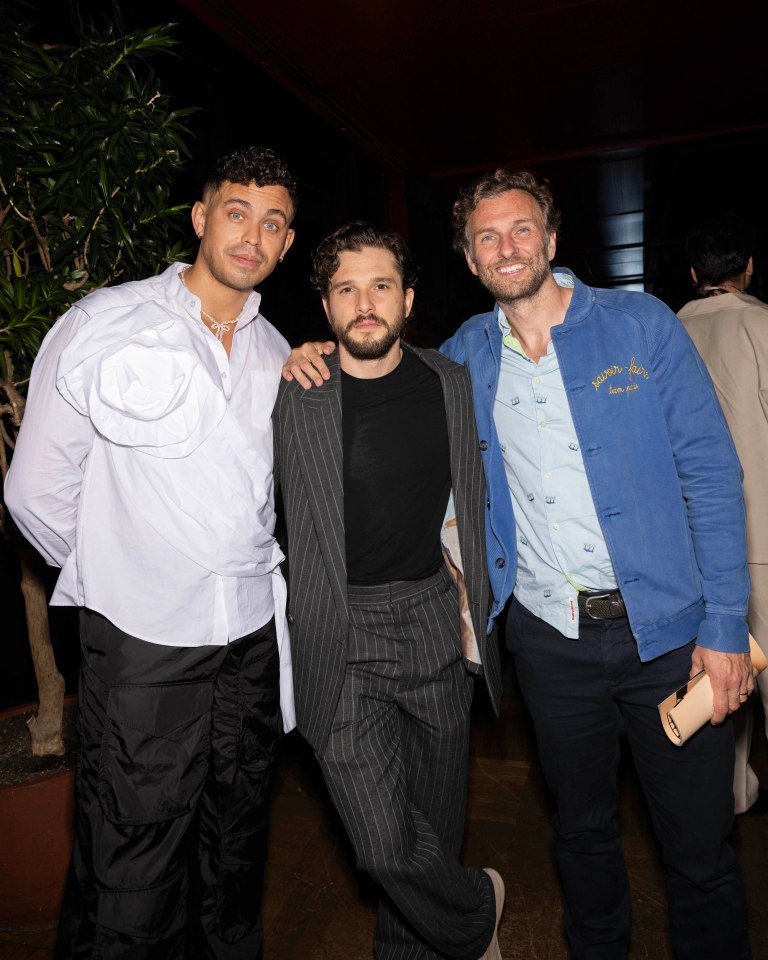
[406,345,486,660]
[288,355,349,633]
[406,345,471,545]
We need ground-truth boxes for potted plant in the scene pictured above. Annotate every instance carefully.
[0,4,194,929]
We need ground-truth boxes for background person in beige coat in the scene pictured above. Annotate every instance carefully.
[679,213,768,814]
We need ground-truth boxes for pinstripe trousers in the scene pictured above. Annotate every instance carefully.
[317,567,496,960]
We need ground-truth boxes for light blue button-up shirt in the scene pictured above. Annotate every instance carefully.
[494,277,617,638]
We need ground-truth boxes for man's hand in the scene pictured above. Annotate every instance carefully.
[690,645,754,724]
[282,341,337,389]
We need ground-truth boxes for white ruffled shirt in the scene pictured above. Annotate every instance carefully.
[6,263,295,730]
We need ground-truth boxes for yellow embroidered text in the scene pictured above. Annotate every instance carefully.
[592,365,624,390]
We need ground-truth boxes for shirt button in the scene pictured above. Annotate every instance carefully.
[545,471,552,479]
[221,371,228,379]
[552,523,559,531]
[479,440,488,451]
[495,558,505,568]
[539,421,548,429]
[534,377,541,384]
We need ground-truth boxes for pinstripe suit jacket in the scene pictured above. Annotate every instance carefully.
[273,344,501,755]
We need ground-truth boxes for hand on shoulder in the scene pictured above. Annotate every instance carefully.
[282,341,336,389]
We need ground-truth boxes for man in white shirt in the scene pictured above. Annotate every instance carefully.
[5,146,297,960]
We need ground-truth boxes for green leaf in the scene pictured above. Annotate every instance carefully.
[0,7,195,386]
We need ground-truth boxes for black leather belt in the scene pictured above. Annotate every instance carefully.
[577,590,626,620]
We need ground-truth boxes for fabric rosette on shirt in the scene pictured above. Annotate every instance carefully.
[56,300,226,457]
[55,296,279,577]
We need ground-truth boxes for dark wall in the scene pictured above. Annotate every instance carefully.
[31,1,768,343]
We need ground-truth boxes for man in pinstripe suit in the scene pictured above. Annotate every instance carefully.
[273,222,504,959]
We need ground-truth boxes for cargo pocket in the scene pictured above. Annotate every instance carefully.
[97,865,187,940]
[98,681,214,825]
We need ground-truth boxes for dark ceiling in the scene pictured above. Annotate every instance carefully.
[37,0,768,322]
[172,0,768,305]
[179,0,767,182]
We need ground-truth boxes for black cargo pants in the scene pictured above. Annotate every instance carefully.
[56,609,281,960]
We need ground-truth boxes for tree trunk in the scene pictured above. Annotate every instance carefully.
[19,546,65,756]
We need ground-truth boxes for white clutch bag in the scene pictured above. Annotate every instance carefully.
[659,635,767,746]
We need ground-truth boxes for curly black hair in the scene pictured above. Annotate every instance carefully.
[202,146,298,219]
[311,221,418,295]
[685,213,754,292]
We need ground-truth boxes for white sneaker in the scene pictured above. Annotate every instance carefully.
[480,867,504,959]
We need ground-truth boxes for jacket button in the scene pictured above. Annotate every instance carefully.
[495,558,505,568]
[479,440,488,451]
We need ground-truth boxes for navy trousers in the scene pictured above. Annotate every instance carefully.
[506,597,749,960]
[56,610,281,960]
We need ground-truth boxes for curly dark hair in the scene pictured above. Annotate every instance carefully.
[685,213,754,293]
[452,169,561,253]
[202,146,298,219]
[311,221,418,295]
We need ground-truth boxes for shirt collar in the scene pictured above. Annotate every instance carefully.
[496,312,527,357]
[169,261,263,330]
[495,268,576,356]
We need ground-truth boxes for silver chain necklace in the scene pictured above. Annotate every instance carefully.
[180,267,246,342]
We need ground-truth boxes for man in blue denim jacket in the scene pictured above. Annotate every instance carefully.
[440,171,752,958]
[282,171,753,959]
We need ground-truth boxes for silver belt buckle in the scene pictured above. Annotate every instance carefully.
[584,593,610,619]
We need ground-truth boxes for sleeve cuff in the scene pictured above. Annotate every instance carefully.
[695,613,749,653]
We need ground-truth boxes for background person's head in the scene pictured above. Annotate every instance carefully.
[685,213,754,296]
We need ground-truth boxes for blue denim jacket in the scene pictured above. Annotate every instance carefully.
[441,269,749,659]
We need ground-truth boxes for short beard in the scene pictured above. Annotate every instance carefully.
[335,311,407,360]
[476,250,551,306]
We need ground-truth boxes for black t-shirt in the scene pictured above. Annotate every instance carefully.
[342,349,452,584]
